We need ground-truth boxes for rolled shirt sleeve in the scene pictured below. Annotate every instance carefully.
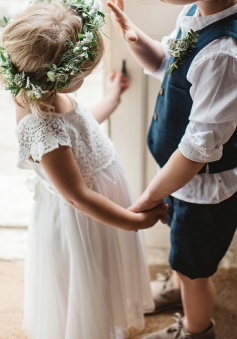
[179,121,236,162]
[179,46,237,163]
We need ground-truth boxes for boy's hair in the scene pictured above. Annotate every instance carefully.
[1,2,104,117]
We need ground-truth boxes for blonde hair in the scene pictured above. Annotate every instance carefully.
[1,2,104,117]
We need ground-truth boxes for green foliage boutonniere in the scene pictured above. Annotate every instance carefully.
[167,29,200,75]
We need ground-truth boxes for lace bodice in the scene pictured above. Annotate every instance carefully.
[16,102,116,180]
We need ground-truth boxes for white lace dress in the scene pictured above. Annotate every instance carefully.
[16,100,154,339]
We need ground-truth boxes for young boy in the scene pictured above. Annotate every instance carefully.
[107,0,237,338]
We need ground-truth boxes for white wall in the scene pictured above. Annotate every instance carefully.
[105,1,182,253]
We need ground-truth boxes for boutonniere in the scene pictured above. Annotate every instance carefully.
[167,29,200,75]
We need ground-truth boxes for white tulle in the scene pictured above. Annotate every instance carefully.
[16,102,154,339]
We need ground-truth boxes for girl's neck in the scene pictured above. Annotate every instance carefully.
[53,93,75,114]
[196,0,237,17]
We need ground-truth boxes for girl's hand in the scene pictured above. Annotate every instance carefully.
[88,71,129,122]
[134,202,168,231]
[107,0,138,42]
[105,71,130,105]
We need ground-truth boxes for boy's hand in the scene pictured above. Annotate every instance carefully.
[107,0,138,42]
[105,71,130,105]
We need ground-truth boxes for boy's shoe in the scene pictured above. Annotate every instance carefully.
[142,313,216,339]
[146,271,182,315]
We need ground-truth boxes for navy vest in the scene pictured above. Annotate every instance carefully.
[147,5,237,174]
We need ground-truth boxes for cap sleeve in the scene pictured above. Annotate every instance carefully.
[17,115,72,168]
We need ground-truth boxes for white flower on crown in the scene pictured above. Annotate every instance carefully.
[47,71,56,82]
[14,73,25,87]
[83,32,94,44]
[92,15,104,28]
[25,83,48,100]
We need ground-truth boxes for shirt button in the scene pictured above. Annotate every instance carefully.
[159,88,164,95]
[153,113,158,120]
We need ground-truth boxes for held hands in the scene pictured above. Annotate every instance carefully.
[107,0,138,42]
[132,201,168,232]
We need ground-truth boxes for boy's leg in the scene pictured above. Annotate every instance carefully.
[178,273,215,333]
[172,271,181,288]
[169,193,237,333]
[143,193,237,338]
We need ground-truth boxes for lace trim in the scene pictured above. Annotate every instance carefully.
[17,115,72,164]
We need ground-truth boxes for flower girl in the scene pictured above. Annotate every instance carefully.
[0,1,167,338]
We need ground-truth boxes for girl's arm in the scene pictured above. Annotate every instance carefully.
[89,71,130,123]
[107,0,165,73]
[41,146,167,230]
[130,149,205,212]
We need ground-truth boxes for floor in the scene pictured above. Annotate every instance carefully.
[0,261,236,339]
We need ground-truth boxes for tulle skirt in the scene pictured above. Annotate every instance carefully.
[23,161,154,339]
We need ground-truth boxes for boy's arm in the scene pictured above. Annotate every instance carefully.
[130,149,205,212]
[89,71,129,123]
[132,49,237,213]
[107,0,165,73]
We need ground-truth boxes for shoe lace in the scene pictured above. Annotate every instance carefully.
[155,270,172,291]
[167,313,191,339]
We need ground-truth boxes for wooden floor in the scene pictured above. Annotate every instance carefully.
[0,261,236,339]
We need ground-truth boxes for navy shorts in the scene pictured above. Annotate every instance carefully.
[164,192,237,279]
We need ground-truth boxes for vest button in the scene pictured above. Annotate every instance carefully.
[153,113,158,121]
[159,88,164,95]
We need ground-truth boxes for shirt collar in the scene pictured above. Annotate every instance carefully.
[181,4,237,34]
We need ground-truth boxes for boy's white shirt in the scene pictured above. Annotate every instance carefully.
[146,4,237,204]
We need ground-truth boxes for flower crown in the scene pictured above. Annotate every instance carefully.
[0,0,105,100]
